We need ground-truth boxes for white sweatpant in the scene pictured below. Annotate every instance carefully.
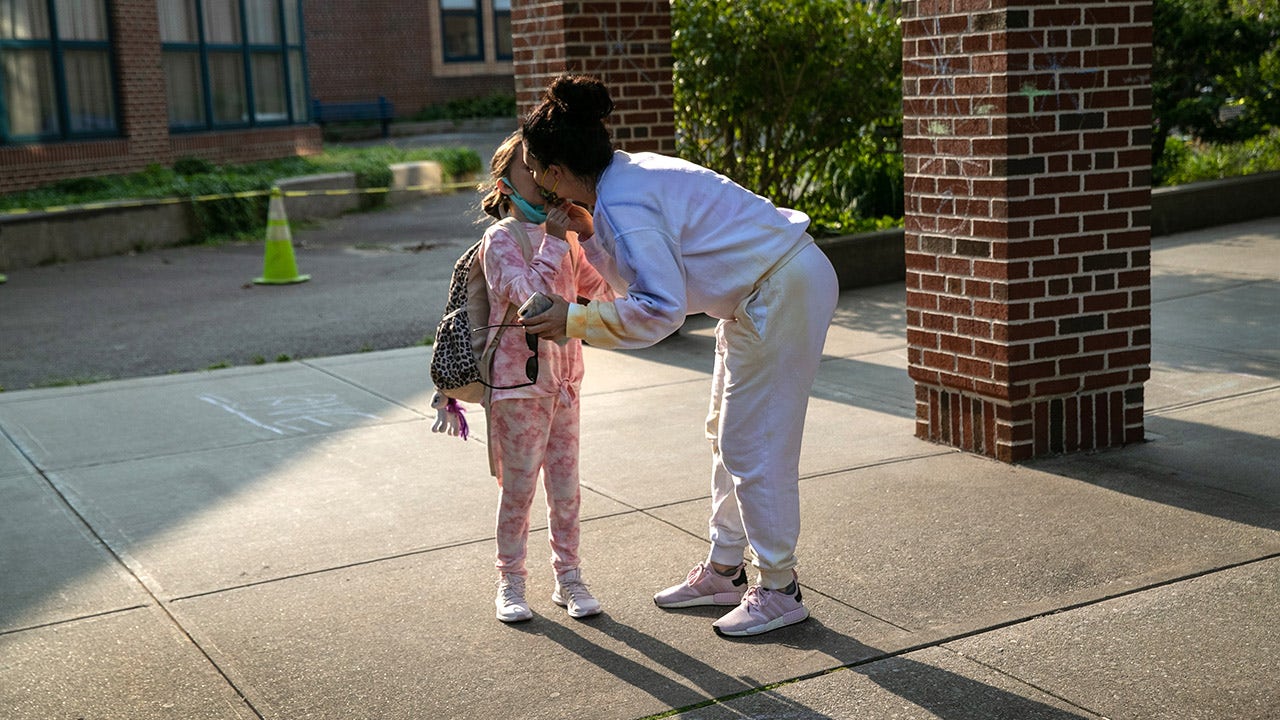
[704,241,838,589]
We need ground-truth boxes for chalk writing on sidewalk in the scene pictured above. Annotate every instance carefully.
[199,393,380,435]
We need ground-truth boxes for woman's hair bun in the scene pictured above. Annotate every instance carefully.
[548,75,614,122]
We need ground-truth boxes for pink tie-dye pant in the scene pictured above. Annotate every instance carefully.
[489,394,582,577]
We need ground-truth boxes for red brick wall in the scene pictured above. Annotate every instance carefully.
[302,1,513,116]
[511,0,675,153]
[903,1,1153,462]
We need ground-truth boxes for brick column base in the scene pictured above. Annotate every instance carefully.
[917,385,1146,461]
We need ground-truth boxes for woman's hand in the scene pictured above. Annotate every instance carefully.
[520,293,570,341]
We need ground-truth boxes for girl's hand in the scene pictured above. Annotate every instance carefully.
[545,206,569,240]
[520,293,570,341]
[548,202,594,239]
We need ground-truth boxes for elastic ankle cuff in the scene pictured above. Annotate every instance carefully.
[707,548,745,569]
[759,570,795,590]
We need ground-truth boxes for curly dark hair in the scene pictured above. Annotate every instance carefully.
[521,74,615,182]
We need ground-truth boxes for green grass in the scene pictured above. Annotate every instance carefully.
[31,374,114,389]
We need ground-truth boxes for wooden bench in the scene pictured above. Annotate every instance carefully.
[311,96,395,138]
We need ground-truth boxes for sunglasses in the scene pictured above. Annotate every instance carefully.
[472,324,539,383]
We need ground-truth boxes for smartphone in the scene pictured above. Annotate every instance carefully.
[518,291,554,319]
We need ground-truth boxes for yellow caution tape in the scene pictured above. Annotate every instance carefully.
[0,180,477,217]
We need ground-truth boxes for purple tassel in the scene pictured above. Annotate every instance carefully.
[447,398,469,440]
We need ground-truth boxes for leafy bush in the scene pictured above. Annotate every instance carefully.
[176,174,270,240]
[412,93,516,122]
[173,157,215,176]
[672,0,902,236]
[1158,128,1280,185]
[1152,0,1280,183]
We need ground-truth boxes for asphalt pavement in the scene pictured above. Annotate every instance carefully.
[0,130,513,392]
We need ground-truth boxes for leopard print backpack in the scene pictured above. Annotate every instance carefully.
[429,217,534,404]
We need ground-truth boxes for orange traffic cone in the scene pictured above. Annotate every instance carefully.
[254,187,310,285]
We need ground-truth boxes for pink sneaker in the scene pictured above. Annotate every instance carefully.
[653,562,748,608]
[712,581,809,637]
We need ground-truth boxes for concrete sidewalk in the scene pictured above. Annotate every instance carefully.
[1,217,1277,719]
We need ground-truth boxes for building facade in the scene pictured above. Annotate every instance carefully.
[0,1,515,195]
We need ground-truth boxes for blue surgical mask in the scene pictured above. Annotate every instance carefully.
[500,178,548,223]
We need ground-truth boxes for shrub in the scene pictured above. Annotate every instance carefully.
[672,0,902,235]
[1158,128,1280,185]
[173,157,215,176]
[413,93,516,122]
[1152,0,1280,183]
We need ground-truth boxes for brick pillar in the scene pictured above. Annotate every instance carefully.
[112,0,171,163]
[510,1,675,153]
[903,1,1153,462]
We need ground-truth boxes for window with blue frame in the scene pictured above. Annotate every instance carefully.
[158,0,307,131]
[0,0,118,144]
[493,0,510,61]
[441,0,483,62]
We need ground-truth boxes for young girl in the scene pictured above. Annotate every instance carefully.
[451,131,616,623]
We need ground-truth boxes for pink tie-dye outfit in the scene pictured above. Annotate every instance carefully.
[480,219,616,577]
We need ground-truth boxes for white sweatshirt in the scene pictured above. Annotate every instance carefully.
[567,151,812,349]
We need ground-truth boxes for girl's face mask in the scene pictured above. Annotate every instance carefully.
[500,177,548,223]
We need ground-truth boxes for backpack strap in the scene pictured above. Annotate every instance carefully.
[479,217,537,397]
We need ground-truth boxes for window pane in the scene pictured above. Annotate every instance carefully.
[208,52,246,122]
[251,52,285,121]
[54,0,107,40]
[442,14,479,59]
[283,0,299,44]
[288,48,305,119]
[0,0,50,40]
[64,49,115,131]
[3,49,57,135]
[440,0,476,8]
[162,50,205,125]
[245,0,279,44]
[203,0,240,44]
[493,0,510,9]
[495,13,511,58]
[158,0,199,43]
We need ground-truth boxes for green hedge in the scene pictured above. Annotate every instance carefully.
[672,0,902,236]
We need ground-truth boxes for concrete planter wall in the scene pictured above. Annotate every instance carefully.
[817,227,907,290]
[0,200,195,270]
[1150,169,1280,237]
